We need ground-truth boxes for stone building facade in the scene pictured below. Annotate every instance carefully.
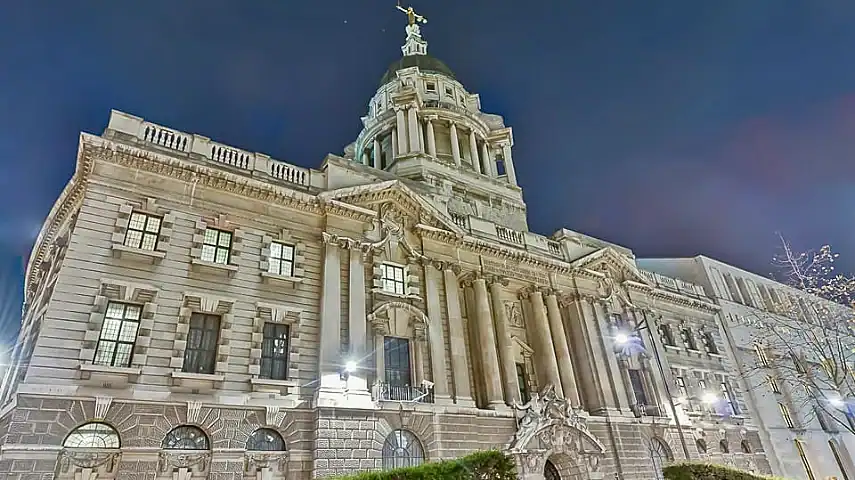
[0,15,772,480]
[641,256,855,480]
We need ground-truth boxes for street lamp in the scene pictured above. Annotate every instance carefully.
[615,312,691,460]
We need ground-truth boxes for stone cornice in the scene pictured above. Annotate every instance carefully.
[624,280,720,314]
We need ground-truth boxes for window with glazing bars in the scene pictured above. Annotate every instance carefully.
[628,369,648,405]
[682,329,697,350]
[659,324,676,346]
[124,212,161,250]
[183,313,220,374]
[381,264,406,295]
[384,337,411,386]
[201,228,232,264]
[703,332,719,354]
[260,323,290,380]
[720,382,739,414]
[93,302,141,367]
[268,242,295,277]
[779,402,795,428]
[768,375,781,394]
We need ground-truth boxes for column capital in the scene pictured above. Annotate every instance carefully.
[517,285,542,300]
[488,275,509,287]
[424,114,439,122]
[540,286,562,297]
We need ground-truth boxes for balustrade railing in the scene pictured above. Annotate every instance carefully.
[371,382,435,404]
[268,160,309,186]
[547,241,561,256]
[449,213,468,230]
[142,123,189,152]
[496,226,525,246]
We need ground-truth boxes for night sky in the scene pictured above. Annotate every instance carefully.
[1,1,854,341]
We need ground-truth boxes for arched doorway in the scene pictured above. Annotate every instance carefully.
[647,438,673,480]
[544,459,561,480]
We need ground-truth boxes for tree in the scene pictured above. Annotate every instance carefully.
[741,235,855,435]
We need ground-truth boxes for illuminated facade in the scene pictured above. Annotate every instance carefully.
[0,13,773,480]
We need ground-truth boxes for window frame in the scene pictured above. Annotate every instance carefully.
[516,362,530,404]
[720,381,739,415]
[682,328,698,350]
[63,422,121,449]
[660,324,676,346]
[93,301,142,368]
[381,429,425,470]
[702,331,719,354]
[162,425,210,450]
[380,263,407,296]
[123,211,162,251]
[779,402,795,428]
[267,241,295,277]
[246,428,286,451]
[384,336,412,387]
[183,313,221,375]
[260,322,290,381]
[200,228,233,265]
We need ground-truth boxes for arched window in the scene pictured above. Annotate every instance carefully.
[162,425,209,450]
[382,429,425,470]
[741,440,752,454]
[63,422,120,449]
[720,439,730,453]
[544,459,561,480]
[648,438,672,480]
[696,439,707,454]
[247,428,286,451]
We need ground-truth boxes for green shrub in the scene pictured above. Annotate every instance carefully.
[663,462,789,480]
[331,450,517,480]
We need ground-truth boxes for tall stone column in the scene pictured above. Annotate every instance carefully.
[449,122,462,167]
[407,106,421,153]
[472,276,505,409]
[373,137,382,169]
[480,142,493,176]
[396,108,408,155]
[524,288,563,397]
[346,247,369,393]
[391,128,398,158]
[490,278,520,405]
[564,296,610,411]
[317,234,343,404]
[361,150,369,166]
[443,266,474,406]
[544,290,580,407]
[501,142,518,186]
[424,261,450,401]
[426,117,437,157]
[468,130,482,174]
[593,300,628,410]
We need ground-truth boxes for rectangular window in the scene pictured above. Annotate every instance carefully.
[792,353,806,374]
[260,323,290,380]
[124,212,161,251]
[201,228,232,264]
[628,369,648,405]
[384,337,411,387]
[675,376,688,398]
[779,402,795,428]
[380,263,406,295]
[659,324,676,346]
[183,313,220,374]
[703,332,719,354]
[425,81,436,92]
[516,363,530,403]
[755,344,770,367]
[682,329,697,350]
[768,375,781,394]
[93,302,141,367]
[445,87,453,96]
[268,242,295,277]
[795,439,816,480]
[720,382,739,414]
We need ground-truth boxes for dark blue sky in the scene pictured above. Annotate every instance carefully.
[1,1,854,340]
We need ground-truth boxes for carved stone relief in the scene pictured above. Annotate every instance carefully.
[505,302,524,328]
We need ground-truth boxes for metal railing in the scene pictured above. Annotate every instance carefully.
[372,382,435,403]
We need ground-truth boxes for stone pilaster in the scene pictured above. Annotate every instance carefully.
[472,275,505,409]
[316,233,343,405]
[572,296,612,410]
[480,141,493,176]
[345,246,372,406]
[426,116,437,157]
[443,265,475,406]
[522,287,563,398]
[407,106,421,153]
[425,261,451,401]
[395,107,408,155]
[449,122,462,166]
[490,277,520,405]
[544,289,580,407]
[391,127,399,158]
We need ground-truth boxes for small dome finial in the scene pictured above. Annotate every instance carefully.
[396,2,428,57]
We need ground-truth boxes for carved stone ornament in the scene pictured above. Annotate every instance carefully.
[596,264,635,308]
[508,385,606,473]
[158,451,211,473]
[245,452,289,474]
[506,302,524,328]
[60,449,121,471]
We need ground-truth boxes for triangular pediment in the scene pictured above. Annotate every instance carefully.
[320,180,465,234]
[570,247,652,286]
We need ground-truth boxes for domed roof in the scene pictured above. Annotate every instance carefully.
[380,54,455,86]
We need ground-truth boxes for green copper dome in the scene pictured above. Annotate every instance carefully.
[380,55,456,86]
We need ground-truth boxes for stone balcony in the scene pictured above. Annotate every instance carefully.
[102,110,325,191]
